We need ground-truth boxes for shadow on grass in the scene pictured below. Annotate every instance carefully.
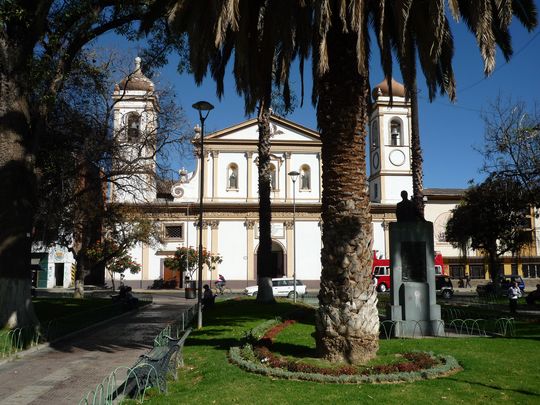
[270,341,318,358]
[445,376,540,397]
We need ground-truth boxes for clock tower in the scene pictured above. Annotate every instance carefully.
[368,78,413,204]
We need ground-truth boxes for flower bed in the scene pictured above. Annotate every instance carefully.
[230,317,462,384]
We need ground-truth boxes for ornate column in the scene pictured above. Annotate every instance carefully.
[201,151,210,201]
[284,152,291,201]
[210,220,220,278]
[381,216,390,259]
[245,152,253,202]
[141,243,150,287]
[245,220,256,283]
[211,151,219,201]
[195,220,210,280]
[284,220,294,277]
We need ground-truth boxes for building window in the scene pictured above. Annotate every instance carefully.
[270,163,277,190]
[164,224,184,240]
[300,165,311,190]
[449,265,465,279]
[371,121,379,148]
[523,263,539,278]
[469,265,485,279]
[374,183,378,200]
[227,163,238,190]
[390,119,401,146]
[127,113,141,142]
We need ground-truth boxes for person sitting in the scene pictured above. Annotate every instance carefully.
[202,284,215,308]
[124,286,139,308]
[526,284,540,305]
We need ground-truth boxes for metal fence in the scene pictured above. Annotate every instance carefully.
[78,304,198,405]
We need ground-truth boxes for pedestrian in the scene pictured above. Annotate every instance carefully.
[508,281,522,314]
[465,274,472,288]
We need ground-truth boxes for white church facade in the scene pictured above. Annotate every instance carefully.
[34,59,539,290]
[110,62,540,290]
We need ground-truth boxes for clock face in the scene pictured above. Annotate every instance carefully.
[389,150,406,166]
[171,185,184,198]
[372,152,380,170]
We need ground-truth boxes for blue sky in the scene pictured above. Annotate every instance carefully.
[100,17,539,189]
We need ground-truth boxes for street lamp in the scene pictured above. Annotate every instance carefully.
[193,100,214,329]
[288,170,299,303]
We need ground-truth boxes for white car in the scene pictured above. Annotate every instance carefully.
[244,278,307,298]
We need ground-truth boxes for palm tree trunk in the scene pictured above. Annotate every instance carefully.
[256,104,275,303]
[407,43,425,218]
[315,23,378,364]
[0,39,39,328]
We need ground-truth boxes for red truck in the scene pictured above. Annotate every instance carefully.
[372,251,445,292]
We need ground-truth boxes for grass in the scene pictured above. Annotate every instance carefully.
[140,297,540,405]
[1,297,149,356]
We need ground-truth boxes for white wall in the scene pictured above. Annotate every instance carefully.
[296,221,322,280]
[218,221,248,280]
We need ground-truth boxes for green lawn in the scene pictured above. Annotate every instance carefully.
[1,297,148,356]
[142,298,540,405]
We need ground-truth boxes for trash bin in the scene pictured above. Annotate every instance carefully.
[185,280,196,299]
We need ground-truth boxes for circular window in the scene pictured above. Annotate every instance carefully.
[389,150,406,166]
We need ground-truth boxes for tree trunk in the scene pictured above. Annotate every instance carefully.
[256,105,275,303]
[410,83,425,218]
[0,38,38,328]
[403,38,424,218]
[315,22,379,363]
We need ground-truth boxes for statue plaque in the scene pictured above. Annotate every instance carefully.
[401,241,426,282]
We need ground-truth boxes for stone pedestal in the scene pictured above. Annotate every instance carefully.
[389,221,443,337]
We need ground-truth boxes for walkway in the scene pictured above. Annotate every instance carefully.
[0,292,196,405]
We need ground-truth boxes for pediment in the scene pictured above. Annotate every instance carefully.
[205,115,320,144]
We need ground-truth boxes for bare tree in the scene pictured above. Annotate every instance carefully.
[34,51,188,298]
[481,97,540,205]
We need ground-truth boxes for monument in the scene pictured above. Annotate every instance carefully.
[389,191,443,337]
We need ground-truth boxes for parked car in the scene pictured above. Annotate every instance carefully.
[476,276,525,297]
[244,278,307,298]
[435,275,454,299]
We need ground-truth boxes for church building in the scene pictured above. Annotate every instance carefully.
[103,60,540,289]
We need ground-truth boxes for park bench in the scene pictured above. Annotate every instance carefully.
[120,327,192,399]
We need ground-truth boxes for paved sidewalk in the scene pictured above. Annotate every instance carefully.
[0,293,196,405]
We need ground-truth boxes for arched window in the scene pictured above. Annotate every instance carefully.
[390,119,401,146]
[371,120,379,148]
[127,113,141,142]
[300,164,311,190]
[269,163,277,190]
[227,163,238,189]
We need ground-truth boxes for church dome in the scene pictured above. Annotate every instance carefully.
[117,57,154,92]
[372,78,406,100]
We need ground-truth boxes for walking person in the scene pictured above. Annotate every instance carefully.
[465,274,472,288]
[508,281,522,314]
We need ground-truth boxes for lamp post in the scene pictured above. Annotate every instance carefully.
[193,100,214,329]
[288,170,299,303]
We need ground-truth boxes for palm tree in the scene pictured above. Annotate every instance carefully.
[162,0,537,363]
[255,103,275,303]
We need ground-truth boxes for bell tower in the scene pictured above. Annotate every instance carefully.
[368,78,413,204]
[111,57,158,203]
